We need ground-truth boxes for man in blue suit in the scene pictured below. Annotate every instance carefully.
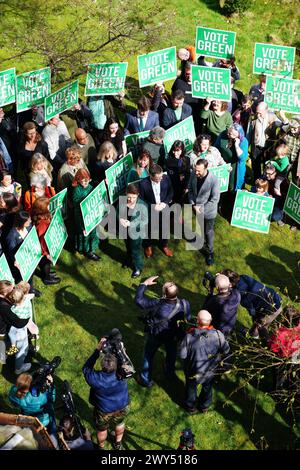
[124,96,159,135]
[162,89,192,130]
[139,164,174,258]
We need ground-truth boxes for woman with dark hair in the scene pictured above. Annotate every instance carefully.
[5,211,32,282]
[215,123,249,191]
[126,149,153,184]
[166,140,190,204]
[31,197,61,285]
[0,169,22,202]
[200,99,233,143]
[17,122,50,175]
[117,184,148,278]
[72,169,100,261]
[0,193,20,249]
[190,134,225,169]
[97,117,127,157]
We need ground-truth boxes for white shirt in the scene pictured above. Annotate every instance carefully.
[151,180,161,204]
[42,121,71,160]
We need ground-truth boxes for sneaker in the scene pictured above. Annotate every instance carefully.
[131,269,141,279]
[15,362,32,374]
[290,226,297,232]
[277,220,285,226]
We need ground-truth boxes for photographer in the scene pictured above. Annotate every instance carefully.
[180,310,230,413]
[82,338,130,450]
[135,275,190,387]
[202,273,241,337]
[221,269,282,338]
[9,372,57,443]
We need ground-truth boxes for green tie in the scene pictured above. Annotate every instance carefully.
[139,117,144,131]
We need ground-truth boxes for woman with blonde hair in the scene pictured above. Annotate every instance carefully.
[29,152,53,187]
[88,141,118,183]
[57,145,87,191]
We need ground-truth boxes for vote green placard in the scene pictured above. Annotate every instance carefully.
[44,81,78,121]
[265,76,300,114]
[283,183,300,225]
[195,27,236,60]
[253,43,295,78]
[15,227,42,282]
[16,67,51,113]
[137,46,177,88]
[0,68,16,107]
[80,181,110,236]
[44,209,68,265]
[0,253,14,283]
[209,164,231,193]
[125,130,150,151]
[231,190,275,234]
[191,65,231,102]
[164,116,196,154]
[85,62,128,96]
[105,153,134,204]
[49,188,68,218]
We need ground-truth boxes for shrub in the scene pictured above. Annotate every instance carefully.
[219,0,253,15]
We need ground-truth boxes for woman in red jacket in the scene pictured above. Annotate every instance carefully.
[31,197,61,285]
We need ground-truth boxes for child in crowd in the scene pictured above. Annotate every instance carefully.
[0,169,22,202]
[251,179,270,197]
[266,143,290,176]
[6,283,39,355]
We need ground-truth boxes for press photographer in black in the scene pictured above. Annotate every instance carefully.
[82,333,131,450]
[202,273,241,337]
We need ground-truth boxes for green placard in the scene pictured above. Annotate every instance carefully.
[265,76,300,114]
[164,116,196,154]
[209,164,231,193]
[105,153,134,204]
[253,43,295,78]
[44,209,68,266]
[0,253,14,283]
[125,130,150,150]
[191,65,231,102]
[16,67,51,113]
[231,190,275,234]
[0,68,16,107]
[80,181,110,236]
[15,226,42,282]
[195,27,236,60]
[49,188,68,218]
[85,62,128,96]
[283,183,300,225]
[137,46,177,88]
[44,81,78,121]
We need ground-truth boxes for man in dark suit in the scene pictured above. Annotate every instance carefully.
[162,89,192,130]
[124,96,159,135]
[139,164,174,257]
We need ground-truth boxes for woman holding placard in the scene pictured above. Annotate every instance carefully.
[200,99,233,144]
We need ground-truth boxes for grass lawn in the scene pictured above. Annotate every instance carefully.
[0,0,300,451]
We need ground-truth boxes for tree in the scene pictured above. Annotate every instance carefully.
[0,0,177,85]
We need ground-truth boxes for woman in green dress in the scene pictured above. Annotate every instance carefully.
[72,168,100,261]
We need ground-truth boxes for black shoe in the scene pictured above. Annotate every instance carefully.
[205,253,214,266]
[199,245,209,255]
[86,252,100,261]
[136,375,154,388]
[184,405,198,415]
[131,269,141,279]
[43,277,61,285]
[29,288,42,297]
[49,272,60,280]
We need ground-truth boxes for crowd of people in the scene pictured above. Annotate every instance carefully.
[0,44,299,450]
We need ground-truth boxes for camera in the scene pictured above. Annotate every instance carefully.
[101,329,135,380]
[60,380,85,440]
[178,428,195,450]
[202,271,216,289]
[31,356,61,395]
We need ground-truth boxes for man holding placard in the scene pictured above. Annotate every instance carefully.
[162,90,192,130]
[124,96,159,136]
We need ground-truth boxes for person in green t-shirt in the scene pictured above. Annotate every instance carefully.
[200,98,233,144]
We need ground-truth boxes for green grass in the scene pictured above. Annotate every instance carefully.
[1,0,300,451]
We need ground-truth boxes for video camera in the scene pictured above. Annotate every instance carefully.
[31,356,61,396]
[202,271,216,289]
[101,329,135,380]
[60,380,85,440]
[178,428,196,450]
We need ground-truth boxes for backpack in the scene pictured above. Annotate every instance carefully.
[139,299,187,337]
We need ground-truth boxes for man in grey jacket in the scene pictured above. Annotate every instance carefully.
[188,158,220,265]
[180,310,230,413]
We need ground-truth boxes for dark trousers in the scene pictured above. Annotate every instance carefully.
[251,146,265,181]
[124,237,144,271]
[204,218,215,254]
[141,334,177,385]
[143,210,168,248]
[185,377,214,410]
[39,256,52,281]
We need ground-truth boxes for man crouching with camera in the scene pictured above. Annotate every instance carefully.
[82,336,130,450]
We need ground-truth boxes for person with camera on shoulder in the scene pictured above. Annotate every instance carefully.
[180,310,230,414]
[202,273,241,337]
[82,338,130,450]
[135,275,191,387]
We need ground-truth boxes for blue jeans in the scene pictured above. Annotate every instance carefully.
[140,334,177,385]
[185,377,214,410]
[14,329,29,371]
